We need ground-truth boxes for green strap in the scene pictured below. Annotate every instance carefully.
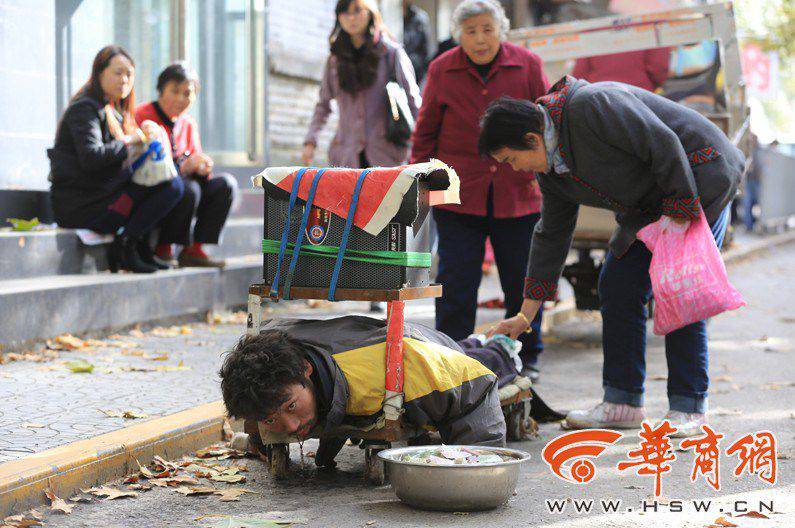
[262,239,431,268]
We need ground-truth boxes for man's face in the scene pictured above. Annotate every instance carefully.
[260,362,318,438]
[491,134,548,173]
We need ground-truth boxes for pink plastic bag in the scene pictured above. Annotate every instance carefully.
[636,210,745,335]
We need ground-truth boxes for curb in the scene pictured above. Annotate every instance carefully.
[0,401,226,518]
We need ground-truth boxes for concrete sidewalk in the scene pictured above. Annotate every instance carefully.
[15,241,795,528]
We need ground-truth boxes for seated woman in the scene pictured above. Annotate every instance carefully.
[48,45,184,273]
[135,63,238,268]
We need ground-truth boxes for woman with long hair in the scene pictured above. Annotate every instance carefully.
[301,0,421,169]
[48,45,184,273]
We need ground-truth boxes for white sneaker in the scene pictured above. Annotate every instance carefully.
[565,401,645,430]
[659,411,707,438]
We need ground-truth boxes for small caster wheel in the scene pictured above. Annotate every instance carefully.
[507,401,538,441]
[364,446,388,485]
[266,443,290,479]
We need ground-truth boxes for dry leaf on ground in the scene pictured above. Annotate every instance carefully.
[20,423,46,429]
[712,516,738,527]
[713,375,734,382]
[1,510,45,527]
[215,488,258,502]
[150,475,200,487]
[736,511,770,519]
[128,483,153,491]
[68,495,93,503]
[146,352,170,361]
[44,489,73,514]
[173,485,217,496]
[99,409,148,419]
[83,486,138,500]
[213,311,248,325]
[48,334,86,350]
[210,473,246,484]
[195,445,247,460]
[762,381,795,390]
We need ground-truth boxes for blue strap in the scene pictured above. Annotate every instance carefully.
[131,141,166,173]
[328,168,371,301]
[283,168,327,299]
[270,167,310,299]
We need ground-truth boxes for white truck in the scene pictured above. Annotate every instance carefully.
[508,1,750,310]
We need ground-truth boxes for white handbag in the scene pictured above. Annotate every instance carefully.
[129,139,177,187]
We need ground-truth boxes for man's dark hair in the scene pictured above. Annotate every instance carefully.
[156,62,200,94]
[219,330,310,421]
[478,96,545,156]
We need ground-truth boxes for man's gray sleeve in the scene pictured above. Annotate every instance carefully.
[438,384,506,447]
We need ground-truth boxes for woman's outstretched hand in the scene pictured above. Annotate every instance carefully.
[486,315,531,340]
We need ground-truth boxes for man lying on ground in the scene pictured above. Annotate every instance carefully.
[219,315,550,468]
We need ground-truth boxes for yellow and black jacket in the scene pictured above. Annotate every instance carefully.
[261,316,506,446]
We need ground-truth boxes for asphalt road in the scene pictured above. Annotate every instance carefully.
[29,243,795,528]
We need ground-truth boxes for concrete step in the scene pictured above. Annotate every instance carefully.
[0,255,263,349]
[0,218,263,280]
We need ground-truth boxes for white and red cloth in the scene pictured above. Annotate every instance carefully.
[252,160,459,236]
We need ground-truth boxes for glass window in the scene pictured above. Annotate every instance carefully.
[186,0,250,153]
[66,0,172,105]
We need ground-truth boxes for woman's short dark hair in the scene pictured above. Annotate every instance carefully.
[219,330,310,421]
[156,62,200,94]
[478,96,546,156]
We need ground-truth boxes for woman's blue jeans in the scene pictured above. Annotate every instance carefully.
[599,207,730,414]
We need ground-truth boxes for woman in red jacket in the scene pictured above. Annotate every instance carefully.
[410,0,549,380]
[135,63,238,268]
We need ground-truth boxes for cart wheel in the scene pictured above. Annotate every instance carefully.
[266,443,290,479]
[507,402,538,441]
[364,446,388,485]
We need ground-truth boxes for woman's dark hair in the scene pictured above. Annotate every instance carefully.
[219,331,310,421]
[478,96,546,156]
[73,45,137,137]
[330,0,386,94]
[156,62,200,94]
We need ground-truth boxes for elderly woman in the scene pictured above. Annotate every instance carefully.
[479,76,744,437]
[411,0,549,380]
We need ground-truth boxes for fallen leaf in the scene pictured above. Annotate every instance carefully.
[713,375,734,382]
[0,511,45,527]
[210,473,246,483]
[122,411,149,419]
[68,495,93,503]
[146,352,169,361]
[20,423,46,429]
[713,516,737,527]
[121,349,145,357]
[53,334,86,350]
[127,483,153,491]
[736,511,769,519]
[195,445,246,460]
[173,485,217,496]
[147,474,197,487]
[365,522,376,526]
[83,486,138,500]
[65,360,94,373]
[44,489,73,514]
[215,488,258,502]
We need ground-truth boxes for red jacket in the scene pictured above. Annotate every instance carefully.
[571,48,671,92]
[134,101,204,160]
[410,43,548,217]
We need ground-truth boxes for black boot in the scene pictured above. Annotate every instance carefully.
[108,234,158,273]
[137,240,171,270]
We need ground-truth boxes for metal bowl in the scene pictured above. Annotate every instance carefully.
[377,445,531,511]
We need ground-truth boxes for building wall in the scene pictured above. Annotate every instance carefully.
[0,0,57,191]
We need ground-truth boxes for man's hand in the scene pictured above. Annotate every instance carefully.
[486,315,531,340]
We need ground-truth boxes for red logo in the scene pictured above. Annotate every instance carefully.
[305,206,331,245]
[542,429,623,484]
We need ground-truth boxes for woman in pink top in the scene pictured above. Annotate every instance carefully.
[301,0,421,169]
